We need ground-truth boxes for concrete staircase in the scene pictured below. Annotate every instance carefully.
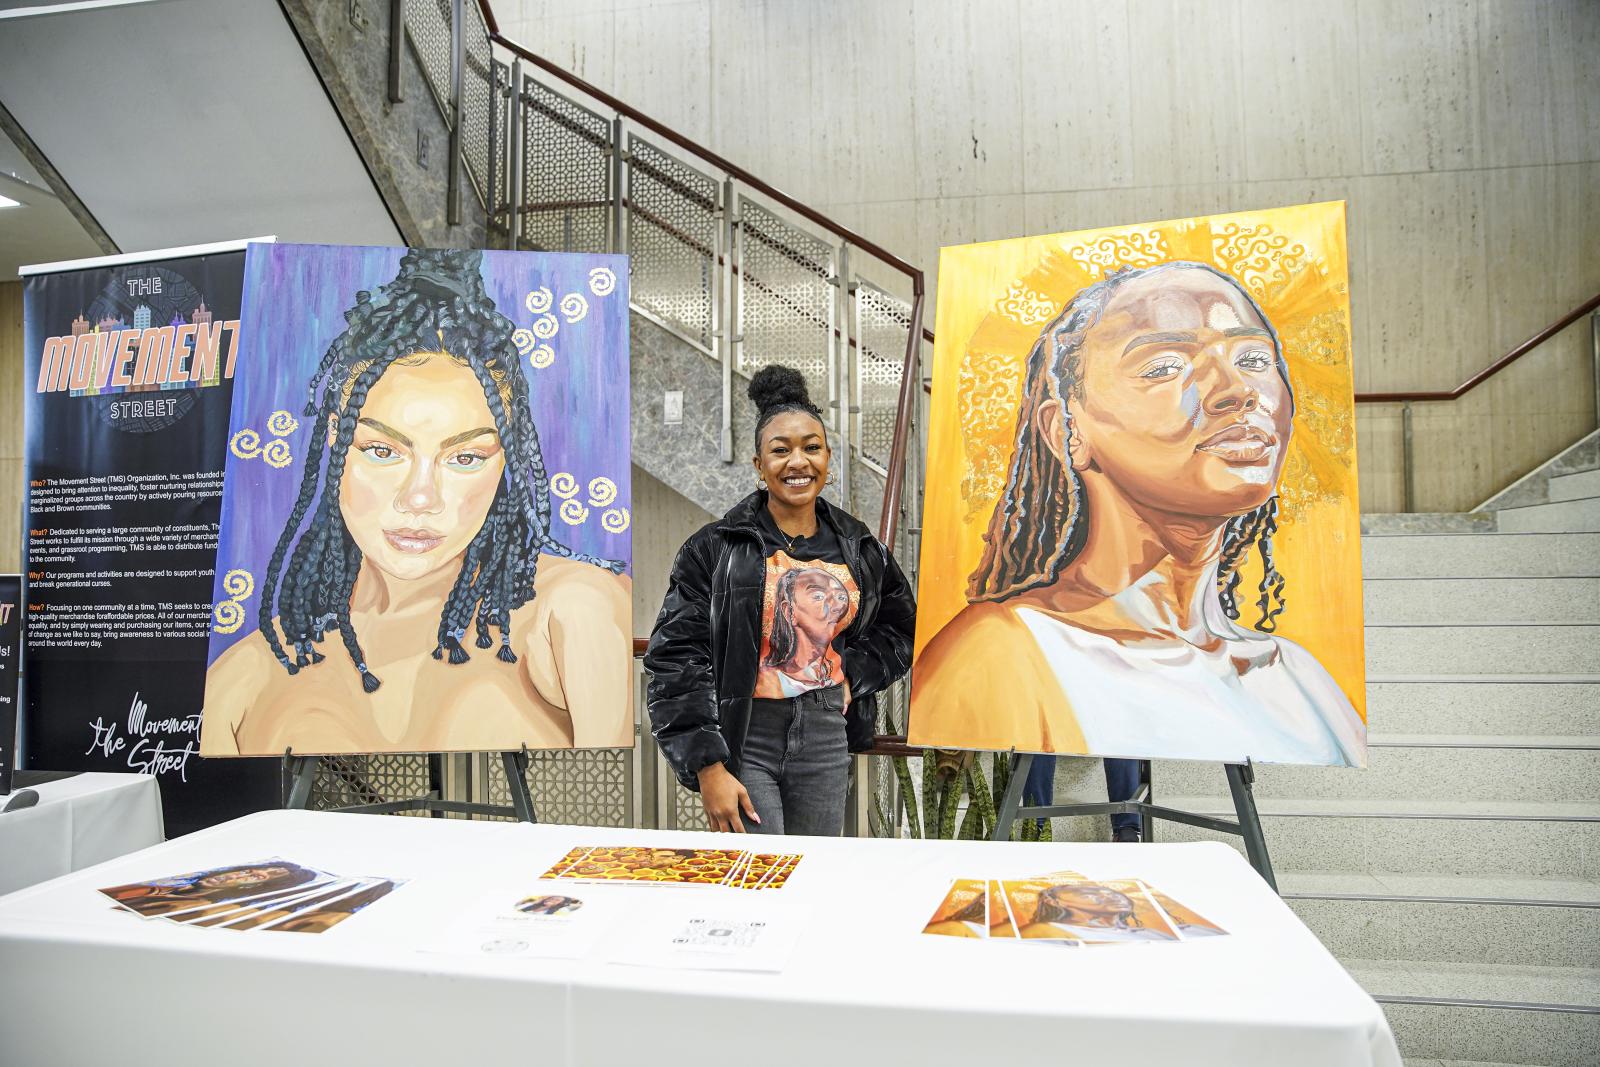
[1145,440,1600,1066]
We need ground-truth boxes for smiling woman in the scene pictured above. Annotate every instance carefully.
[645,366,917,837]
[200,248,632,756]
[911,260,1364,767]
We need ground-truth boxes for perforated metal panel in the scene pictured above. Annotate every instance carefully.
[628,136,718,350]
[854,284,912,473]
[673,781,709,830]
[405,0,453,117]
[481,749,634,826]
[458,0,495,210]
[520,77,612,254]
[736,198,836,426]
[489,59,513,225]
[310,754,432,815]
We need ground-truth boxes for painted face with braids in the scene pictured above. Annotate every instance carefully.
[912,262,1364,768]
[202,249,632,756]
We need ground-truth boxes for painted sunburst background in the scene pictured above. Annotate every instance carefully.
[913,201,1366,721]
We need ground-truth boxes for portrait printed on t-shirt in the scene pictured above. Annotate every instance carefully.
[754,553,859,699]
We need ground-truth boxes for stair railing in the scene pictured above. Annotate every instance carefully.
[1354,295,1600,512]
[471,5,926,566]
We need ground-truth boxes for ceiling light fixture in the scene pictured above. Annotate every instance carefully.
[0,194,20,208]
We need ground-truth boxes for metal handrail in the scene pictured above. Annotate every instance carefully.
[915,289,1600,401]
[1354,291,1600,403]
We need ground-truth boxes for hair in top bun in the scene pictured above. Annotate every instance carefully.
[748,364,826,451]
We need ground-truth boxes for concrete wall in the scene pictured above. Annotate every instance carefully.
[629,464,716,637]
[496,0,1600,513]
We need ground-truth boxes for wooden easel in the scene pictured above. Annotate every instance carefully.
[282,746,538,822]
[989,753,1278,891]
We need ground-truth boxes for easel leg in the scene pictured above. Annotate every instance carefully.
[1225,761,1277,891]
[284,752,320,810]
[501,749,538,824]
[990,752,1033,842]
[1141,760,1155,843]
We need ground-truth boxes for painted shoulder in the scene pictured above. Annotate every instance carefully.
[908,601,1086,754]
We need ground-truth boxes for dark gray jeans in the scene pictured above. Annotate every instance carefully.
[739,685,849,837]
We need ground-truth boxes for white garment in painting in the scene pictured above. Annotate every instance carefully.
[1013,604,1366,767]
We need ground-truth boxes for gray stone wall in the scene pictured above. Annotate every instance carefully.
[281,0,488,250]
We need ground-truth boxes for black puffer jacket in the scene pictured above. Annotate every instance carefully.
[645,490,917,790]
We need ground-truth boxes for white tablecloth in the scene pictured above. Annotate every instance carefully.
[0,773,165,896]
[0,810,1399,1067]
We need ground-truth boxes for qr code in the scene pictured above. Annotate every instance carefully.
[671,918,765,952]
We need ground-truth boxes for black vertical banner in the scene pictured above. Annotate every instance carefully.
[22,245,278,835]
[0,575,19,796]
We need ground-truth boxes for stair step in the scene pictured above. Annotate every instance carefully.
[1361,533,1600,579]
[1153,736,1600,805]
[1280,870,1600,967]
[1367,625,1600,676]
[1363,513,1498,535]
[1348,958,1599,1067]
[1548,468,1600,504]
[1496,498,1600,533]
[1141,796,1600,879]
[1368,679,1600,736]
[1364,577,1600,624]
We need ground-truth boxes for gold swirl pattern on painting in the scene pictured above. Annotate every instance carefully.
[957,349,1025,521]
[229,429,261,459]
[559,499,590,525]
[513,328,537,356]
[528,343,555,369]
[525,287,554,314]
[994,281,1059,326]
[532,313,559,340]
[212,600,245,634]
[601,507,630,533]
[586,476,617,507]
[560,293,588,323]
[221,569,255,601]
[262,439,293,469]
[588,266,617,296]
[265,410,299,437]
[1212,222,1309,305]
[1068,229,1170,275]
[550,472,579,499]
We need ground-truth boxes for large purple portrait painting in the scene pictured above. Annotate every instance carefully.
[201,243,632,755]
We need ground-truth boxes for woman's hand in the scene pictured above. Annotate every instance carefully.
[697,762,760,833]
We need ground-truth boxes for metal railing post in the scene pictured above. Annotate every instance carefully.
[610,115,625,255]
[836,242,853,512]
[486,62,499,238]
[508,61,524,248]
[447,0,463,227]
[721,179,739,465]
[1401,400,1416,513]
[1591,309,1599,432]
[388,0,406,103]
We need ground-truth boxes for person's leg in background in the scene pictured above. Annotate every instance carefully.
[1023,755,1056,836]
[1104,758,1145,842]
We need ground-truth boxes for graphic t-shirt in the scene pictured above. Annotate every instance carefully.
[753,510,860,699]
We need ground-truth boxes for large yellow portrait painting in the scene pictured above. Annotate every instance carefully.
[908,202,1366,768]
